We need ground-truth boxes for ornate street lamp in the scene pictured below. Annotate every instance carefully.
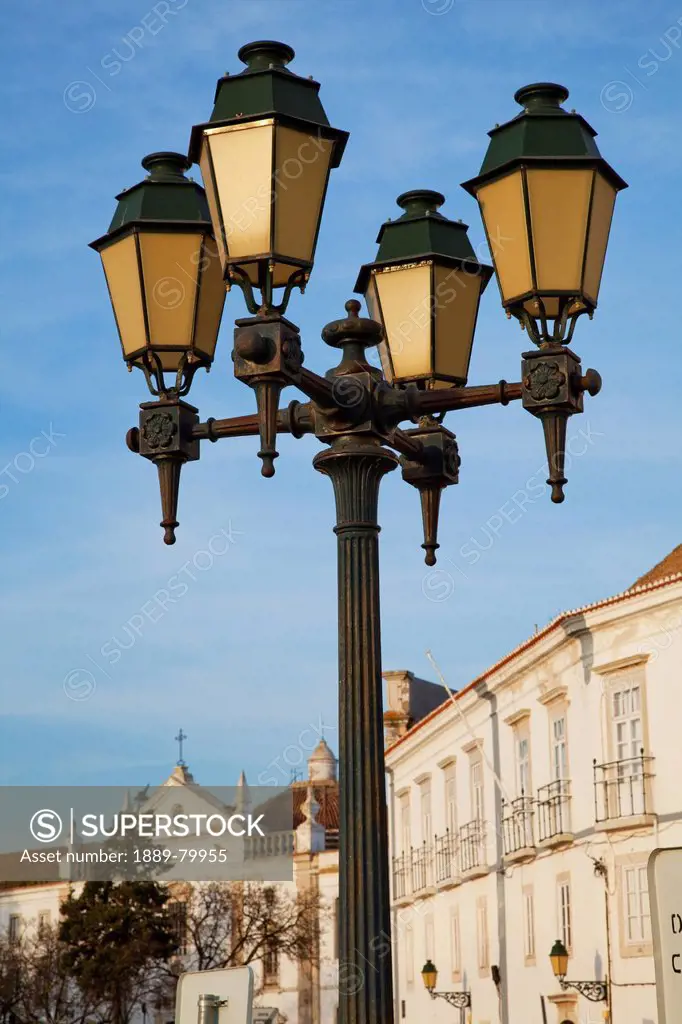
[549,938,608,1003]
[90,152,225,398]
[93,42,624,1024]
[462,83,627,347]
[421,959,471,1011]
[462,83,626,501]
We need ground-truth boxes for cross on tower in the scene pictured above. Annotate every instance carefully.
[175,728,187,766]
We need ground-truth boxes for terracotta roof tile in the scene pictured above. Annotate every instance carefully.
[630,544,682,588]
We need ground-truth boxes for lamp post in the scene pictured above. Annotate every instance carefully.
[421,959,471,1014]
[549,939,609,1004]
[92,43,625,1024]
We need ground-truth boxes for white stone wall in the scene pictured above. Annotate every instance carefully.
[386,577,682,1024]
[0,882,68,934]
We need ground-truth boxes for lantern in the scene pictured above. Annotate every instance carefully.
[355,190,492,387]
[189,41,348,304]
[462,83,627,343]
[549,938,569,980]
[90,152,225,394]
[421,959,438,992]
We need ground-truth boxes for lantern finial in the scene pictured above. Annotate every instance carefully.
[513,82,569,112]
[237,40,295,71]
[141,151,191,180]
[396,190,446,218]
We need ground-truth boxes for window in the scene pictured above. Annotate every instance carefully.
[424,914,434,962]
[420,781,432,845]
[37,911,51,937]
[405,925,414,984]
[169,902,188,955]
[471,757,484,822]
[611,680,645,813]
[557,878,572,951]
[477,898,489,970]
[444,764,457,836]
[400,793,411,855]
[263,946,279,986]
[523,887,535,961]
[8,915,21,944]
[612,682,643,762]
[624,865,651,944]
[516,734,531,797]
[450,909,461,976]
[551,714,568,781]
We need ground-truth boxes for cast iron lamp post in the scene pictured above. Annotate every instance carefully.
[421,959,471,1013]
[549,939,609,1004]
[92,41,625,1024]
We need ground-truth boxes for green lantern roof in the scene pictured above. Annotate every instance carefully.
[462,83,628,194]
[90,152,213,251]
[355,190,492,293]
[188,41,348,166]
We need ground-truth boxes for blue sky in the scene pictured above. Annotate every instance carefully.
[1,0,680,787]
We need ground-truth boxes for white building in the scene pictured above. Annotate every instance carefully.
[0,740,340,1024]
[385,544,682,1024]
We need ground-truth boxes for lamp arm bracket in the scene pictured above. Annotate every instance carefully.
[391,428,427,463]
[294,366,336,409]
[430,990,472,1009]
[561,979,608,1002]
[381,380,522,427]
[190,402,314,442]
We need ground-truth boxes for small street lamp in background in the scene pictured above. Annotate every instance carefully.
[421,959,471,1015]
[549,938,609,1005]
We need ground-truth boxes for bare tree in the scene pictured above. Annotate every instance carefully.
[0,922,97,1024]
[0,929,24,1024]
[178,882,325,973]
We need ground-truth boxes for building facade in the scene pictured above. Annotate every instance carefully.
[385,547,682,1024]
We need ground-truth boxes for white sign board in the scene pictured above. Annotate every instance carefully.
[175,967,254,1024]
[649,847,682,1023]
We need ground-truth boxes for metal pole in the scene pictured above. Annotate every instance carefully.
[314,436,398,1024]
[197,995,222,1024]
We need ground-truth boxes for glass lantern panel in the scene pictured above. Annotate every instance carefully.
[139,231,202,349]
[583,171,617,304]
[201,120,275,265]
[374,263,433,382]
[433,265,483,384]
[365,275,393,382]
[527,168,592,294]
[199,139,227,272]
[193,236,226,361]
[273,124,334,267]
[100,233,147,360]
[477,170,532,303]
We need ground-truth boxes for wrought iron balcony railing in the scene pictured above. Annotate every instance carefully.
[411,842,434,892]
[501,795,535,855]
[593,751,655,823]
[537,779,572,841]
[459,819,486,873]
[392,851,410,900]
[435,829,459,884]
